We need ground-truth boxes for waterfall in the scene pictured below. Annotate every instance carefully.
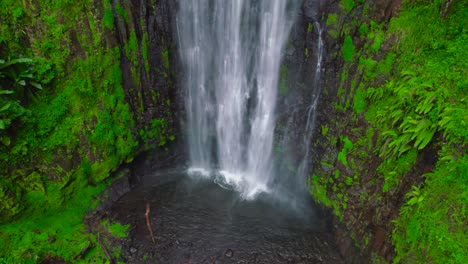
[298,22,324,181]
[177,1,298,199]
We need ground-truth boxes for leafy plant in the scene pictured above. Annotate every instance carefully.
[366,1,468,263]
[340,0,355,13]
[342,35,355,62]
[0,58,43,101]
[0,57,45,146]
[337,136,354,168]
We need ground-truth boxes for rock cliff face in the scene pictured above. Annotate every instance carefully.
[111,0,179,135]
[304,0,428,262]
[264,1,406,260]
[0,0,181,221]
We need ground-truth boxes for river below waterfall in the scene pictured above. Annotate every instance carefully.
[108,166,344,263]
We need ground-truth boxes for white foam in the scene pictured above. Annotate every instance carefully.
[187,167,211,178]
[216,170,270,200]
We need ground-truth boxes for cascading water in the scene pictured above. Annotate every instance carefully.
[177,1,298,198]
[298,22,324,182]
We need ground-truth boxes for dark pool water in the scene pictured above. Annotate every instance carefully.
[110,170,343,263]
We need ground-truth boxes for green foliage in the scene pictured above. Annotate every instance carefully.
[115,3,129,23]
[162,49,170,69]
[377,52,395,75]
[0,0,175,261]
[309,175,341,217]
[315,3,466,263]
[359,57,377,79]
[360,1,468,262]
[358,24,368,36]
[326,14,337,27]
[279,64,288,95]
[103,0,114,30]
[393,152,468,263]
[0,1,156,261]
[0,1,31,54]
[0,57,43,103]
[321,125,329,136]
[378,149,417,192]
[340,0,355,13]
[337,136,354,168]
[353,87,366,114]
[102,220,129,238]
[307,22,313,33]
[125,31,139,66]
[0,177,23,220]
[142,32,150,74]
[36,92,70,137]
[369,78,432,157]
[139,117,171,147]
[370,31,384,53]
[368,66,465,159]
[342,35,355,62]
[0,57,47,149]
[0,173,110,263]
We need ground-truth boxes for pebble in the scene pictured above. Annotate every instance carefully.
[225,249,233,258]
[130,247,137,254]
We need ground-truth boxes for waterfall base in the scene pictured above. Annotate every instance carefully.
[187,167,270,199]
[107,167,344,263]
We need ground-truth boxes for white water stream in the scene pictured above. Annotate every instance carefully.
[177,1,321,199]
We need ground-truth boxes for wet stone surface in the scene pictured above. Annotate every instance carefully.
[109,170,344,263]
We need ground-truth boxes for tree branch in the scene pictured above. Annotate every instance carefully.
[145,203,156,244]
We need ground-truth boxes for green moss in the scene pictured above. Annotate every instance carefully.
[337,136,354,168]
[326,14,338,27]
[370,31,383,53]
[162,49,170,69]
[353,87,366,114]
[342,35,355,62]
[0,2,146,261]
[376,52,395,75]
[115,3,129,24]
[380,150,417,192]
[103,0,114,30]
[0,0,176,259]
[125,30,139,66]
[393,153,468,263]
[307,22,313,33]
[340,68,348,84]
[334,169,340,179]
[139,117,170,148]
[142,32,150,74]
[321,125,329,136]
[309,175,341,218]
[362,2,369,17]
[0,174,109,262]
[90,160,116,183]
[359,57,377,79]
[279,64,288,96]
[340,0,355,13]
[102,220,129,238]
[358,24,368,36]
